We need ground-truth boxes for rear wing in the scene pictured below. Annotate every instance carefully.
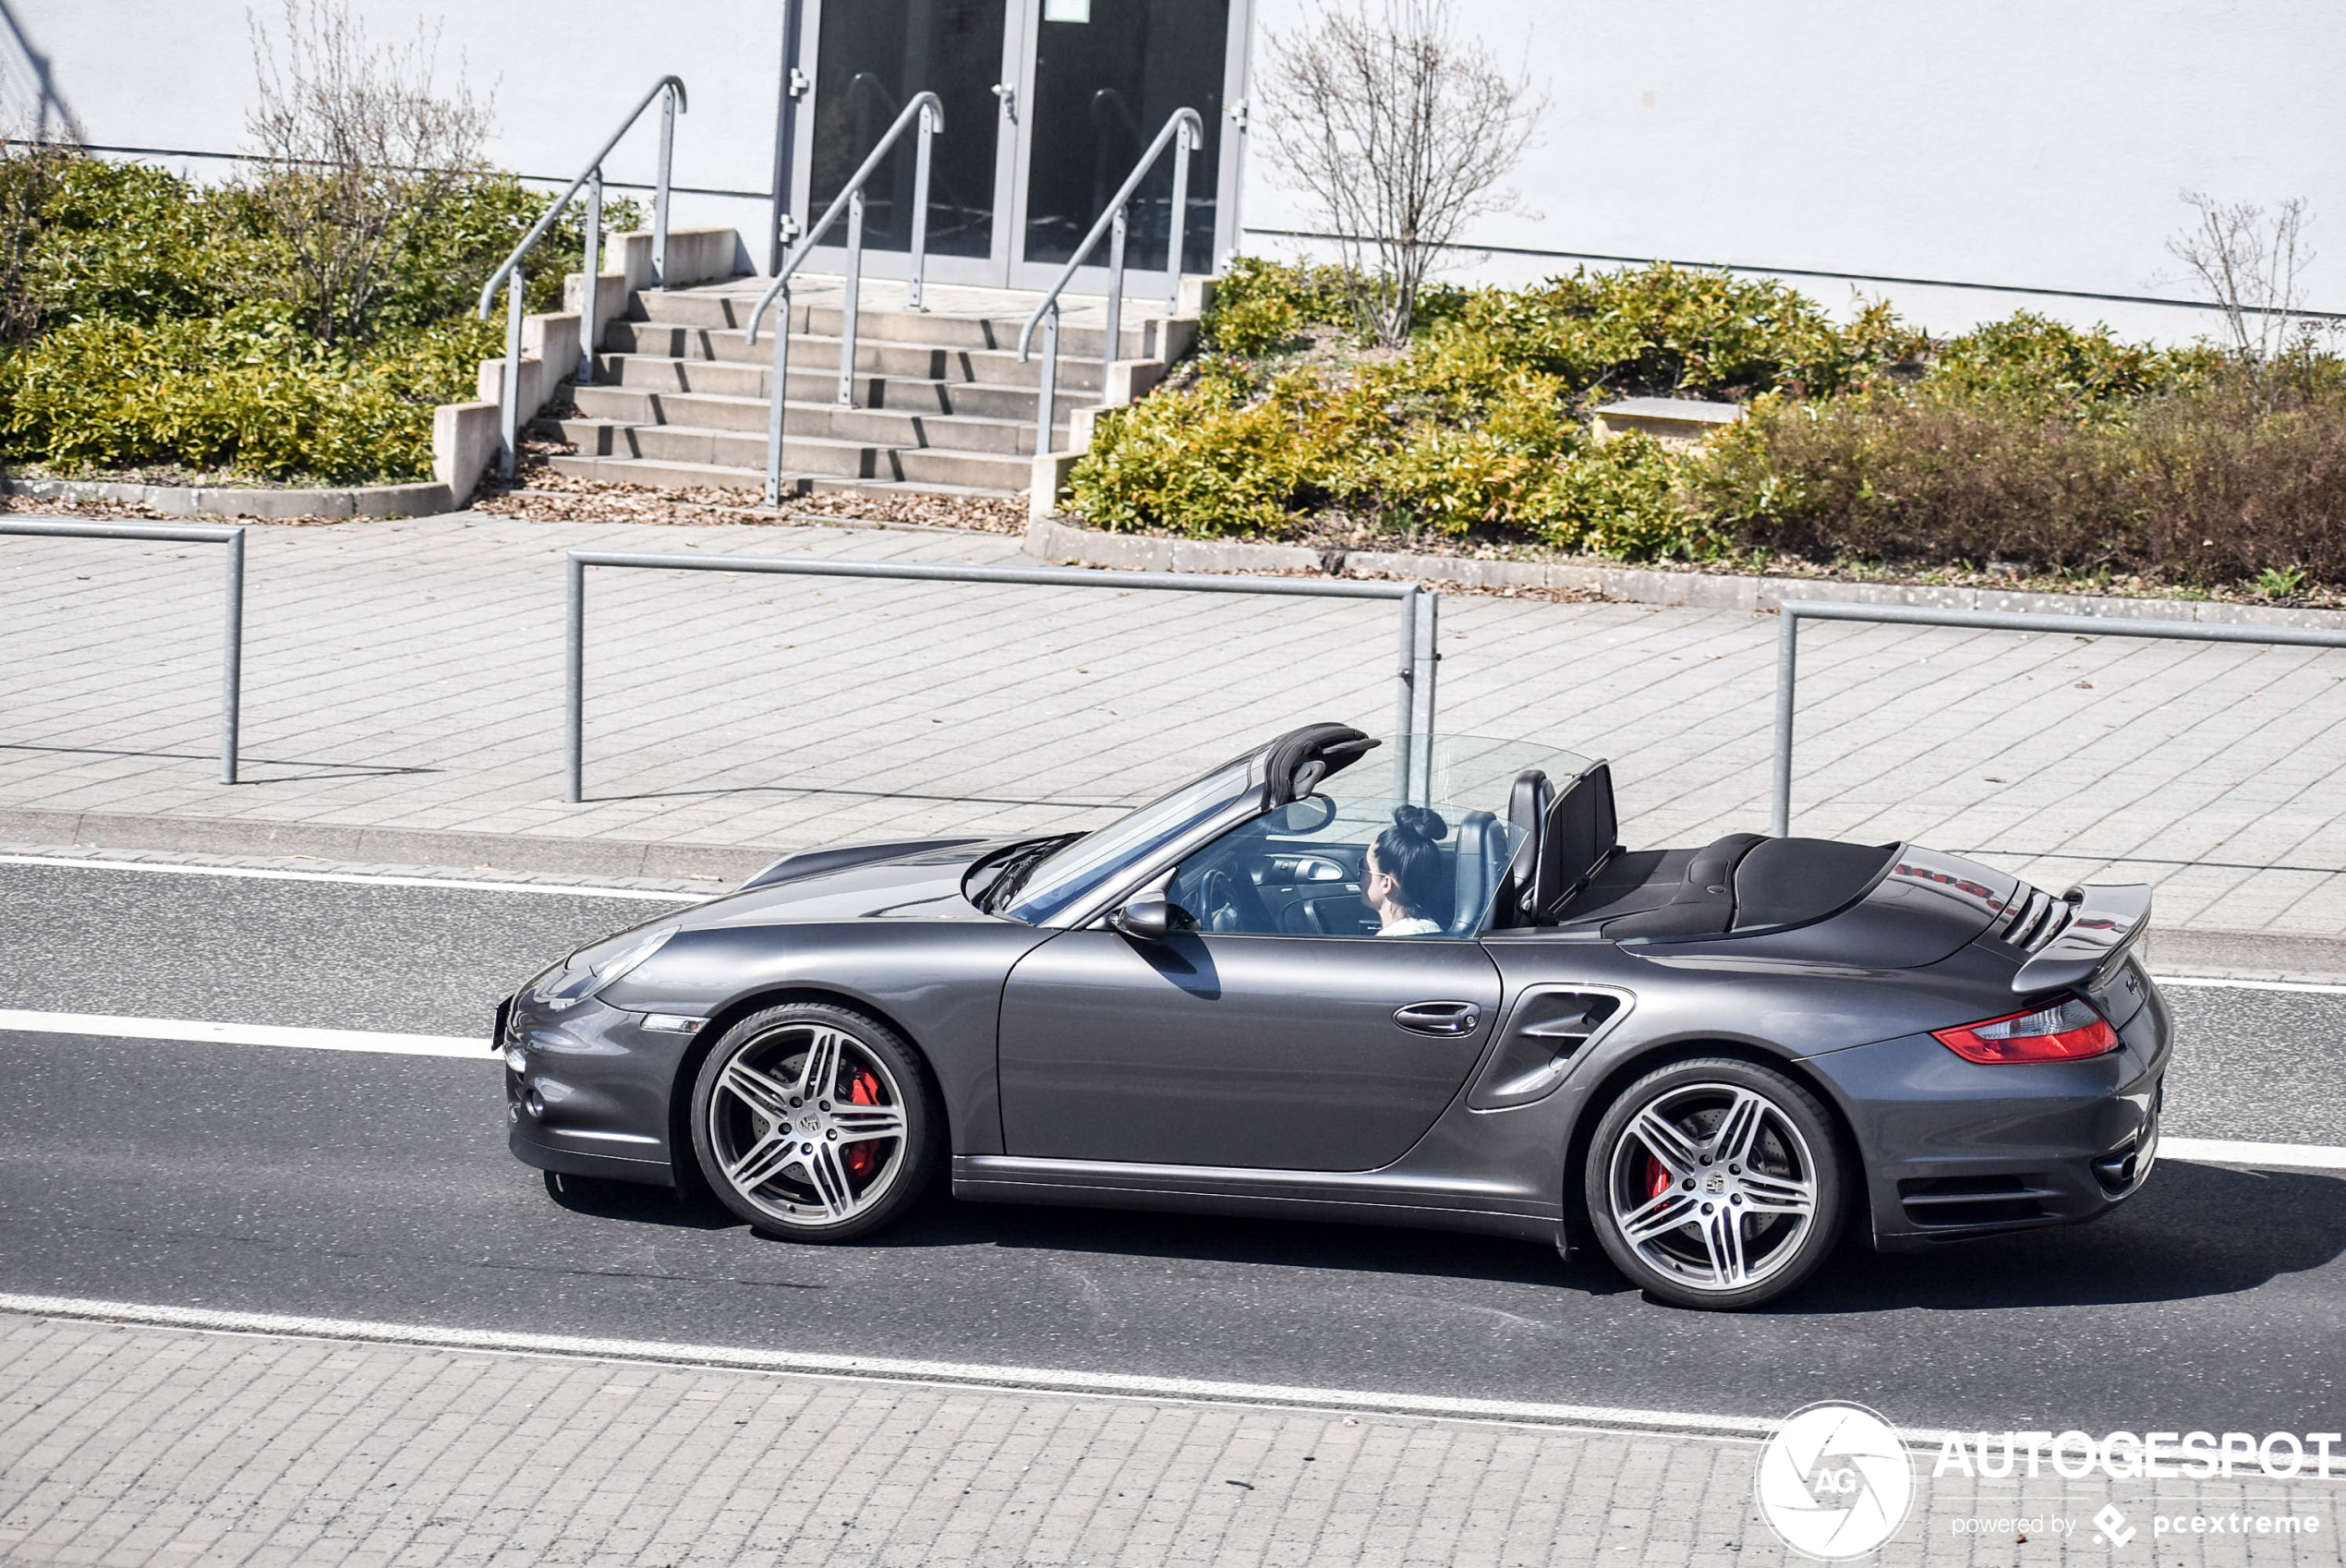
[2011,883,2152,995]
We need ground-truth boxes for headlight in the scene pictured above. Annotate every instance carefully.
[530,925,677,1012]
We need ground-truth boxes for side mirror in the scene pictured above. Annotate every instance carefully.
[1108,897,1173,941]
[1274,794,1336,833]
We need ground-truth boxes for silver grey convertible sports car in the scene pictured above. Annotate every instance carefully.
[498,723,2168,1310]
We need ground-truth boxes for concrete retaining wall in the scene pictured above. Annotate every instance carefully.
[1023,515,2346,631]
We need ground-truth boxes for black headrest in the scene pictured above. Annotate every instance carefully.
[1262,723,1379,806]
[1494,768,1551,923]
[1533,763,1618,913]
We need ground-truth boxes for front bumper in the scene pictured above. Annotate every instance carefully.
[500,992,695,1188]
[1808,991,2170,1252]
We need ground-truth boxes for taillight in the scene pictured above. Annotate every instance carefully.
[1933,996,2119,1064]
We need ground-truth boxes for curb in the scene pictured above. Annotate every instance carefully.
[0,807,780,883]
[1,476,453,521]
[1024,516,2346,630]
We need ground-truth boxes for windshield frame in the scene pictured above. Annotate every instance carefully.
[998,753,1264,928]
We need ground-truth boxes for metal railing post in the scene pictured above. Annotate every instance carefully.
[578,169,602,384]
[500,268,525,479]
[908,103,934,311]
[566,553,586,803]
[1772,608,1800,837]
[653,80,677,287]
[220,527,244,785]
[1412,588,1440,800]
[837,188,864,407]
[1164,119,1192,312]
[1102,202,1128,385]
[764,283,793,507]
[1393,584,1419,798]
[1035,303,1059,456]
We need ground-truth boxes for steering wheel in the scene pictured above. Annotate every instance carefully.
[1197,867,1271,934]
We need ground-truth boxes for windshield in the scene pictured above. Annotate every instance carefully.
[1001,755,1256,925]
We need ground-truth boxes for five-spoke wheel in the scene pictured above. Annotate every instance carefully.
[689,1003,937,1240]
[1585,1057,1845,1309]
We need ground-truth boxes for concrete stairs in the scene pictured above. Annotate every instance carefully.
[548,277,1194,501]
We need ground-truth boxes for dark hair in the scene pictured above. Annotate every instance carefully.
[1371,804,1450,921]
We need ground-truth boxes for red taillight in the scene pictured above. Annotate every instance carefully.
[1933,996,2119,1064]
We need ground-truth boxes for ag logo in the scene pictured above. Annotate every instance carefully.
[1754,1402,1916,1560]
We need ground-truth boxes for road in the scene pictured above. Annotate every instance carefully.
[2,857,2342,1438]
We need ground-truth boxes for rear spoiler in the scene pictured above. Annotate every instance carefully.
[2011,883,2152,995]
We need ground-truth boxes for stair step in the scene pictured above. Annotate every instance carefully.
[602,322,1108,391]
[593,356,1086,422]
[632,290,1157,360]
[556,419,1034,489]
[546,452,1021,501]
[571,385,1059,454]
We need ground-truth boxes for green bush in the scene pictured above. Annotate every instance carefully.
[0,149,637,484]
[1201,256,1352,356]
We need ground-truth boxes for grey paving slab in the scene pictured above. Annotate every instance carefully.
[7,513,2346,932]
[2,1313,2340,1566]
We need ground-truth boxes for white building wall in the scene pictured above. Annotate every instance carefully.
[1240,0,2346,343]
[10,0,2342,344]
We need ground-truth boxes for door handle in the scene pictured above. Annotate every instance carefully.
[992,82,1018,122]
[1393,1001,1481,1036]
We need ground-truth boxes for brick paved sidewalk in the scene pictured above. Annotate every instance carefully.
[6,512,2346,934]
[4,1310,2340,1567]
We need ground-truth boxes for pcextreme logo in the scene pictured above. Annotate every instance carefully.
[1755,1402,1917,1560]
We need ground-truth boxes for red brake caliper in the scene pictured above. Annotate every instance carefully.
[841,1067,885,1181]
[1646,1154,1671,1203]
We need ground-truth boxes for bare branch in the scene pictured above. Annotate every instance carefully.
[1260,0,1543,345]
[244,0,490,343]
[2165,190,2322,407]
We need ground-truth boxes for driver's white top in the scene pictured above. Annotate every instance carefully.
[1379,917,1444,936]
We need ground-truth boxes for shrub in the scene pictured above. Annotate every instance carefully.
[1202,256,1351,355]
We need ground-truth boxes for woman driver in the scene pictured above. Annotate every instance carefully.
[1362,804,1450,935]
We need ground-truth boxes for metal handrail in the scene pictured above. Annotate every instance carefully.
[562,549,1437,804]
[1015,107,1203,461]
[6,519,247,783]
[744,91,942,507]
[475,76,686,480]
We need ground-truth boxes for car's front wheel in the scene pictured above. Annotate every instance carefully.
[1584,1057,1846,1309]
[688,1003,938,1241]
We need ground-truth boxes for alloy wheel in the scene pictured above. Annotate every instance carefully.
[1603,1079,1821,1296]
[705,1021,912,1229]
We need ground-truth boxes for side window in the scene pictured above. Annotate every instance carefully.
[1166,795,1514,938]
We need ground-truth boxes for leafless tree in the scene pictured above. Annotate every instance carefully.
[2165,191,2327,405]
[244,0,490,343]
[1260,0,1542,347]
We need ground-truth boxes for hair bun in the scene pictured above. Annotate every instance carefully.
[1391,803,1448,841]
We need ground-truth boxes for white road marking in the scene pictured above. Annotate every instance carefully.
[0,853,713,903]
[2154,974,2346,995]
[0,1010,486,1058]
[0,1291,1781,1440]
[2161,1137,2346,1170]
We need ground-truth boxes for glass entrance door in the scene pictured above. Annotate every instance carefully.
[796,0,1024,286]
[792,0,1249,295]
[1012,0,1230,288]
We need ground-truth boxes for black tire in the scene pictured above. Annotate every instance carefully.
[1583,1056,1847,1310]
[688,1002,941,1242]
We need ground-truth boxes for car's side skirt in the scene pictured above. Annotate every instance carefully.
[950,1155,1564,1247]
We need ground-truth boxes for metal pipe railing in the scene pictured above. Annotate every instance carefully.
[5,519,247,783]
[477,76,686,480]
[1772,599,2346,837]
[1016,107,1203,462]
[744,91,942,507]
[562,551,1436,804]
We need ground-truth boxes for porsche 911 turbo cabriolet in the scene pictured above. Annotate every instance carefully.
[497,723,2168,1309]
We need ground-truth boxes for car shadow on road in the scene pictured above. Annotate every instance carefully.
[1781,1161,2346,1314]
[538,1159,2345,1312]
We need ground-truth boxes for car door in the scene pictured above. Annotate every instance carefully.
[997,928,1502,1170]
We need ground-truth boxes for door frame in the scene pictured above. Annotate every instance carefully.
[781,0,1255,296]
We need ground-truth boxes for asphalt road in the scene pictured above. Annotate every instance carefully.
[3,859,2344,1436]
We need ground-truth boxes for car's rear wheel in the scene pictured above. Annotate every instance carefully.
[688,1003,938,1241]
[1584,1057,1845,1309]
